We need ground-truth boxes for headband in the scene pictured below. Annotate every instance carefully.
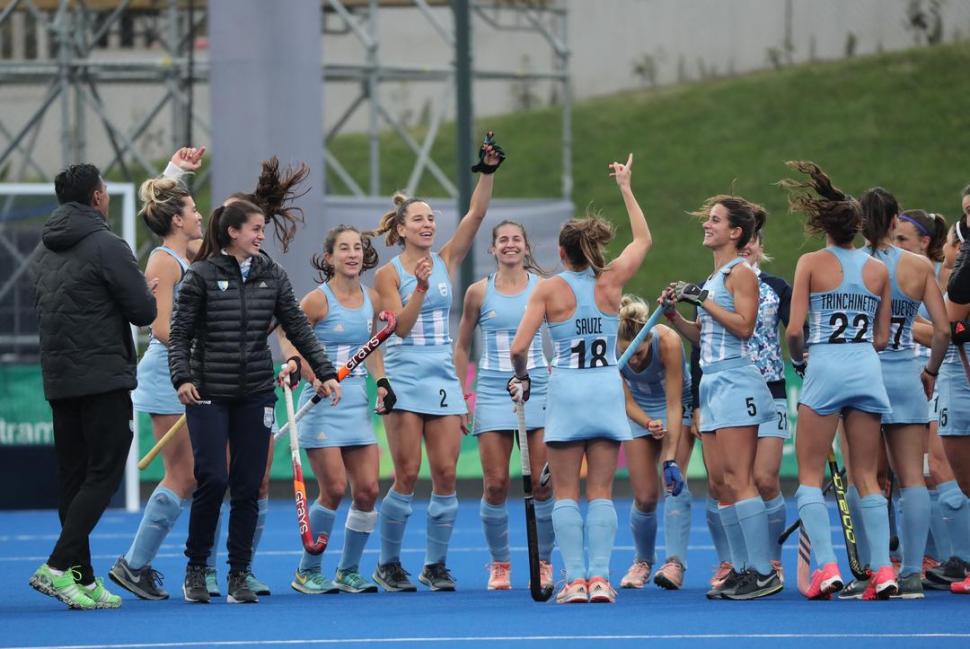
[899,213,930,237]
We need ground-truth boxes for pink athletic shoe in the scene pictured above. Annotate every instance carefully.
[653,559,684,590]
[555,578,588,604]
[710,561,733,588]
[951,574,970,595]
[487,561,511,590]
[805,561,843,600]
[863,565,898,600]
[587,577,616,603]
[619,560,652,589]
[539,561,554,591]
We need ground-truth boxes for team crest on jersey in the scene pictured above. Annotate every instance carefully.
[437,282,448,297]
[334,323,345,332]
[217,280,229,291]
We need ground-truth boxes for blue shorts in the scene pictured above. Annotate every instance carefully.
[698,358,774,433]
[628,398,692,439]
[131,342,183,416]
[383,345,467,416]
[938,362,970,437]
[799,345,891,416]
[544,366,631,443]
[296,377,376,448]
[473,369,548,434]
[880,356,930,425]
[758,397,791,439]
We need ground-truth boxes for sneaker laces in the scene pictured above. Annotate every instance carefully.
[386,562,412,582]
[141,565,165,589]
[427,563,454,581]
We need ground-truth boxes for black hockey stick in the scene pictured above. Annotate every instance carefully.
[515,402,553,602]
[887,470,899,553]
[829,451,868,580]
[777,468,844,545]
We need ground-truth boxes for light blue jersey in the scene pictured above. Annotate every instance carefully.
[297,283,376,448]
[619,329,692,437]
[132,246,190,415]
[544,268,629,442]
[386,253,452,347]
[697,257,749,368]
[872,246,921,359]
[807,247,881,345]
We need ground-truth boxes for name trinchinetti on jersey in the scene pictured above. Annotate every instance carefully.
[817,292,879,313]
[575,317,603,336]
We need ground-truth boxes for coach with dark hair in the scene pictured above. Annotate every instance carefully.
[27,164,156,609]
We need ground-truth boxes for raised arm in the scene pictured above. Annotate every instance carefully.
[602,154,652,289]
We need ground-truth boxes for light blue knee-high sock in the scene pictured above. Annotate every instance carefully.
[706,497,731,564]
[586,499,618,580]
[299,502,336,572]
[764,494,786,563]
[378,489,413,566]
[339,507,377,572]
[735,496,771,575]
[629,504,657,565]
[247,497,269,572]
[552,499,585,582]
[425,493,459,566]
[899,486,929,577]
[846,485,870,567]
[534,497,556,563]
[928,488,952,560]
[860,493,891,570]
[938,481,970,561]
[795,485,837,567]
[207,501,228,569]
[664,488,691,566]
[125,485,183,569]
[480,499,510,562]
[718,504,747,571]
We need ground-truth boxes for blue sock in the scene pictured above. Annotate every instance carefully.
[846,485,870,567]
[247,497,268,572]
[795,485,837,566]
[534,497,555,563]
[207,501,228,569]
[663,488,691,566]
[299,502,336,572]
[860,493,891,570]
[718,504,747,571]
[378,489,413,565]
[480,499,510,562]
[764,494,786,563]
[586,499,617,580]
[929,488,952,560]
[735,496,771,575]
[899,486,929,577]
[339,507,377,572]
[552,499,585,582]
[938,481,970,561]
[629,504,657,565]
[124,485,183,569]
[706,497,731,564]
[425,493,458,566]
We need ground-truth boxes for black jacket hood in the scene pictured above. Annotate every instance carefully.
[41,202,109,252]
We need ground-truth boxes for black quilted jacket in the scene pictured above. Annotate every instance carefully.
[168,252,336,399]
[30,202,157,400]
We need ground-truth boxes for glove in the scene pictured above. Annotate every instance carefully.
[507,373,531,402]
[376,377,396,414]
[663,460,685,496]
[672,281,708,308]
[470,131,506,174]
[282,356,302,388]
[792,359,807,379]
[952,320,970,345]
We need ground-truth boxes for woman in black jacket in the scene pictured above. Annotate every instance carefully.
[169,199,340,604]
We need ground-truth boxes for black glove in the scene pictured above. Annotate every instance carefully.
[507,373,531,402]
[952,320,970,346]
[792,359,807,379]
[470,130,506,174]
[673,281,708,308]
[376,377,396,414]
[284,356,302,388]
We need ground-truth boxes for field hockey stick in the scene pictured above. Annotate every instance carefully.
[829,450,868,579]
[272,310,398,443]
[886,470,899,553]
[777,468,844,544]
[515,401,553,602]
[137,414,186,470]
[281,368,327,555]
[796,525,812,597]
[617,307,666,370]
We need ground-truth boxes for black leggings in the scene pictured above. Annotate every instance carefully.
[950,237,970,305]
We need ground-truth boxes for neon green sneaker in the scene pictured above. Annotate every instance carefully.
[84,577,122,609]
[29,563,57,597]
[335,567,378,593]
[290,569,339,595]
[49,568,96,610]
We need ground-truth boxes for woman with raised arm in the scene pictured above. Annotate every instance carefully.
[509,153,651,604]
[781,161,896,600]
[369,133,504,593]
[453,220,554,591]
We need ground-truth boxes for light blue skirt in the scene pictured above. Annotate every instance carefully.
[799,344,891,416]
[131,342,183,416]
[383,345,467,416]
[296,376,376,448]
[698,358,774,433]
[938,362,970,437]
[544,366,631,443]
[473,369,548,434]
[880,356,930,425]
[757,397,791,439]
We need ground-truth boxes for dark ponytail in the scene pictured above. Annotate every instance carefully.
[860,186,899,252]
[780,161,861,245]
[229,157,309,253]
[197,200,264,260]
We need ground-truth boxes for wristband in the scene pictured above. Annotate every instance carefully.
[376,377,392,390]
[464,392,474,401]
[414,284,428,293]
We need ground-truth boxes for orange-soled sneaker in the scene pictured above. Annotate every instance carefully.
[555,578,588,604]
[653,559,684,590]
[539,561,554,591]
[950,574,970,595]
[862,565,898,600]
[587,577,617,603]
[710,561,733,588]
[619,560,651,589]
[486,561,511,591]
[804,561,843,600]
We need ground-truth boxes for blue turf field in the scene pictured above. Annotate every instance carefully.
[1,498,967,649]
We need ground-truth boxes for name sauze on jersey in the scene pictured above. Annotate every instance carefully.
[575,317,603,336]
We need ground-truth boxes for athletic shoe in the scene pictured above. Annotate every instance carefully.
[227,571,258,604]
[838,577,869,600]
[539,561,554,591]
[109,557,168,600]
[925,556,970,588]
[30,564,96,610]
[706,567,742,599]
[620,560,652,589]
[28,563,57,598]
[721,569,783,600]
[204,567,220,597]
[291,568,339,594]
[862,565,898,600]
[710,561,733,588]
[950,574,970,594]
[890,572,924,599]
[555,578,588,604]
[653,558,684,590]
[891,556,902,576]
[183,565,210,603]
[922,554,940,578]
[771,559,785,586]
[587,576,617,603]
[335,568,378,593]
[487,561,511,590]
[373,561,417,592]
[83,577,122,609]
[418,562,456,592]
[804,561,843,600]
[245,573,271,596]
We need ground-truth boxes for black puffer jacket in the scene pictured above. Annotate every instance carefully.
[169,252,336,399]
[30,202,157,400]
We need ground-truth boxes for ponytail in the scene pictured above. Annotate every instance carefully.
[860,186,899,252]
[367,193,425,247]
[558,215,614,273]
[780,161,861,245]
[197,200,263,260]
[228,157,309,253]
[139,176,190,237]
